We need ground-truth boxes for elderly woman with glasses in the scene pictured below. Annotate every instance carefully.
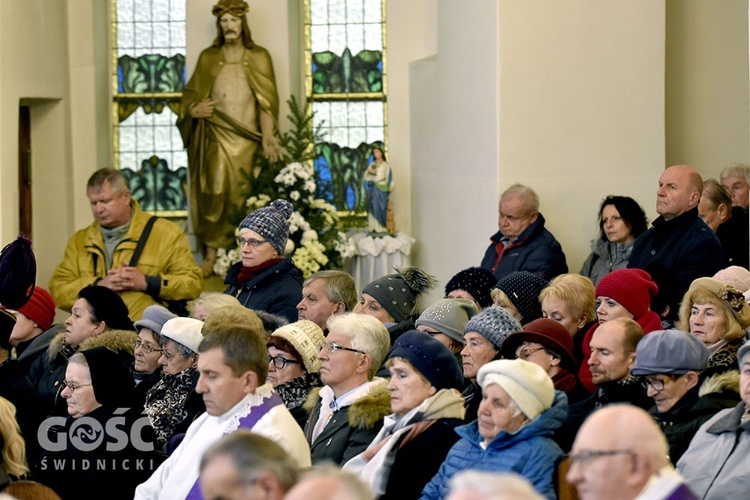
[132,305,176,409]
[266,320,325,428]
[501,318,588,404]
[223,199,303,322]
[144,317,206,450]
[35,347,161,500]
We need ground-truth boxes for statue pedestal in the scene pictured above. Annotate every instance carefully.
[345,232,415,292]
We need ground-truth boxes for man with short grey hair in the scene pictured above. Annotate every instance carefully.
[720,163,750,210]
[480,183,567,281]
[304,313,391,465]
[285,464,373,500]
[297,270,357,330]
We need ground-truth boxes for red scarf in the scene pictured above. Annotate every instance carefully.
[237,257,284,284]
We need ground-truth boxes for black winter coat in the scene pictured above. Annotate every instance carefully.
[224,257,303,322]
[628,208,723,321]
[480,214,568,281]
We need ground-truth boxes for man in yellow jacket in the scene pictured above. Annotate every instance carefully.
[49,168,202,320]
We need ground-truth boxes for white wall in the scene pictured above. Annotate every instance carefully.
[411,0,666,297]
[665,0,750,178]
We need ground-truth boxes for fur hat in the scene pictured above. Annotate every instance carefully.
[387,330,463,390]
[595,269,658,319]
[478,359,554,420]
[270,320,326,373]
[464,307,521,349]
[17,286,55,331]
[493,272,548,322]
[444,267,497,309]
[713,266,750,294]
[500,318,578,372]
[80,346,135,409]
[160,317,204,353]
[631,329,708,376]
[687,277,750,329]
[77,286,134,331]
[362,267,437,322]
[238,199,293,256]
[415,298,478,344]
[134,305,177,336]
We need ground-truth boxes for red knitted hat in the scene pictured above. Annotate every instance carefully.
[595,269,658,320]
[18,286,55,331]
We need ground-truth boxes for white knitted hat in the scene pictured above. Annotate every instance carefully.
[477,359,554,420]
[271,320,326,373]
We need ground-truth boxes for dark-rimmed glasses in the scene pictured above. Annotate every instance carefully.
[133,339,163,354]
[318,342,365,355]
[269,355,301,369]
[639,375,678,392]
[61,380,92,393]
[568,449,634,467]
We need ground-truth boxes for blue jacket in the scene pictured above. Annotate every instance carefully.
[480,214,568,281]
[224,257,303,322]
[420,391,567,500]
[628,208,722,322]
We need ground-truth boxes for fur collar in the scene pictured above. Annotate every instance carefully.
[699,370,740,397]
[304,378,392,430]
[47,329,138,360]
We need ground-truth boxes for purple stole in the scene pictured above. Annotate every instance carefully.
[185,392,283,500]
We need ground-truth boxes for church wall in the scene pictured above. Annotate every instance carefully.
[0,0,74,290]
[411,0,666,294]
[665,0,750,177]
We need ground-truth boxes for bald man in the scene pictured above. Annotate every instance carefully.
[284,465,372,500]
[567,405,695,500]
[628,165,723,324]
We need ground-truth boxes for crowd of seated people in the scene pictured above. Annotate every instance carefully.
[0,163,749,499]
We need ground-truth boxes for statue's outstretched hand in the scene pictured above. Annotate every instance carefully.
[190,98,216,119]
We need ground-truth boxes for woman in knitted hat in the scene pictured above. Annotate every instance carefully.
[445,266,497,310]
[491,271,549,324]
[421,359,566,500]
[416,298,478,360]
[460,306,522,422]
[266,320,325,428]
[343,330,465,499]
[578,268,662,393]
[679,277,750,378]
[223,199,303,322]
[501,318,588,403]
[355,266,437,341]
[35,347,160,500]
[27,285,137,419]
[580,195,649,286]
[145,317,206,449]
[538,273,597,365]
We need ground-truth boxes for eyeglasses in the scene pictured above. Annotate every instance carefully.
[639,375,677,392]
[236,237,269,248]
[568,449,634,468]
[269,355,301,369]
[133,339,163,354]
[516,345,545,360]
[61,380,92,393]
[318,342,365,355]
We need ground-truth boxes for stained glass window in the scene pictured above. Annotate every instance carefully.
[112,0,188,213]
[306,0,387,212]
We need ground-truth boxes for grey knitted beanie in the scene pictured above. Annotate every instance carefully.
[464,306,521,349]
